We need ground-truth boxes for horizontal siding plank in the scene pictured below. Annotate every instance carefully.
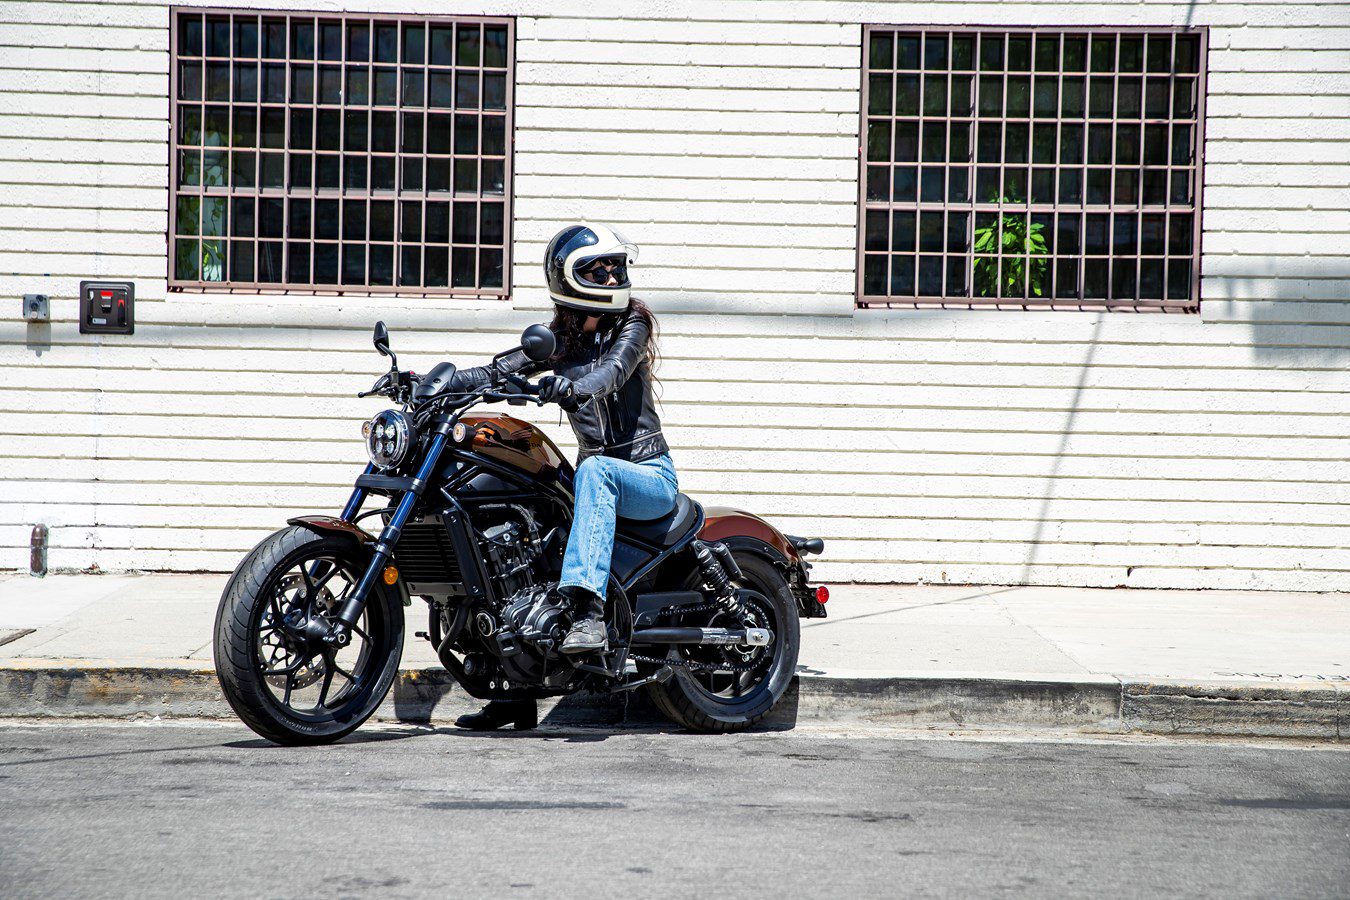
[4,435,1345,483]
[6,367,1349,414]
[4,456,1344,504]
[517,38,859,69]
[7,486,1348,528]
[3,412,1348,463]
[516,60,860,91]
[6,345,1347,392]
[6,320,1350,359]
[515,173,857,203]
[7,504,1345,551]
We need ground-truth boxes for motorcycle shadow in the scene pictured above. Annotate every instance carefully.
[381,673,801,741]
[221,677,800,749]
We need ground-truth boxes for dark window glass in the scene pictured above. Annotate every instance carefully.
[171,12,514,295]
[859,27,1203,310]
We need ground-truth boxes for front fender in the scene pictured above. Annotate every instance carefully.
[285,516,411,607]
[286,515,374,544]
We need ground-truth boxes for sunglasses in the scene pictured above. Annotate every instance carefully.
[579,257,626,283]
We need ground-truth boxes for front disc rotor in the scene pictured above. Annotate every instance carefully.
[261,573,332,689]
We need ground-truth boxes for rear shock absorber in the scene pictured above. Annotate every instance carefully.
[691,540,743,618]
[709,541,744,584]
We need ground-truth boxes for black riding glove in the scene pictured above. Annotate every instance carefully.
[538,375,576,405]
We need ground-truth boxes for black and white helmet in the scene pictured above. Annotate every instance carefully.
[543,223,639,313]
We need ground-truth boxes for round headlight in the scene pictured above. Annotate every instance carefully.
[364,410,414,470]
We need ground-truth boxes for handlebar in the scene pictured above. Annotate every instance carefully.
[361,363,553,422]
[481,376,545,406]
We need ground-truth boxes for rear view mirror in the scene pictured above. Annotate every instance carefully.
[372,321,390,358]
[520,323,556,363]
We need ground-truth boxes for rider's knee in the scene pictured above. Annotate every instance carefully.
[576,454,621,492]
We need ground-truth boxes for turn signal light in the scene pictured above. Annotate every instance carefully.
[815,586,830,604]
[382,565,399,585]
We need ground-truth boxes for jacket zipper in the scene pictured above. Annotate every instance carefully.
[592,332,609,448]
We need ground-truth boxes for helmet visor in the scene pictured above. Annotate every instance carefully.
[574,254,630,289]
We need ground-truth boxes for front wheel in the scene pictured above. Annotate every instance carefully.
[214,526,404,745]
[646,552,800,733]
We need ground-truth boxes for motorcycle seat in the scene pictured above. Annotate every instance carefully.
[617,493,702,547]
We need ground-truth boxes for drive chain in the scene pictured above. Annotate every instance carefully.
[656,601,722,619]
[629,652,770,674]
[640,600,771,672]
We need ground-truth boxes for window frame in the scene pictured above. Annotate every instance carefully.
[855,24,1208,312]
[167,7,515,299]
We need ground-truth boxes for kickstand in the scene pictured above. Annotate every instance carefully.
[610,666,673,693]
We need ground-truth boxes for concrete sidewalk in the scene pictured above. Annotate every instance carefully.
[1,573,1346,738]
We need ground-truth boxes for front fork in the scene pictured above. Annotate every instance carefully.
[322,430,450,646]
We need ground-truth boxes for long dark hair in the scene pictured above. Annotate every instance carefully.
[549,299,661,395]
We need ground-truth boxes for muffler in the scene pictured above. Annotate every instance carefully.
[631,627,772,647]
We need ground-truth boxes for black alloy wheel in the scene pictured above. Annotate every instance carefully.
[215,526,404,745]
[646,552,800,733]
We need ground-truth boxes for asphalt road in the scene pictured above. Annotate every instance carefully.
[0,722,1346,899]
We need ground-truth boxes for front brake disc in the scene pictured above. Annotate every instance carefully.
[260,574,332,690]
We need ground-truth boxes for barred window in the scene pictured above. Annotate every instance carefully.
[170,9,513,296]
[858,27,1206,311]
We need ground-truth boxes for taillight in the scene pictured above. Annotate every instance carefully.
[815,585,829,604]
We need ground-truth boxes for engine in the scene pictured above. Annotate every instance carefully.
[459,504,574,688]
[475,503,552,596]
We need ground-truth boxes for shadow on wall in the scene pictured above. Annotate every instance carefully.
[25,321,51,356]
[1017,317,1103,585]
[1204,256,1350,365]
[1013,257,1350,584]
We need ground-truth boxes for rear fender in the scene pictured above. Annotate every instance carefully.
[699,507,799,566]
[698,507,826,618]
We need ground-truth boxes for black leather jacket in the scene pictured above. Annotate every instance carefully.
[450,313,669,464]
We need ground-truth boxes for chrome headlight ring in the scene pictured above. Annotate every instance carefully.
[363,409,415,470]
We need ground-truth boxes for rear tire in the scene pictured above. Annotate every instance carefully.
[646,552,799,733]
[214,526,404,746]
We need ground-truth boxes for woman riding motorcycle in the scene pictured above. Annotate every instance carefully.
[448,223,675,731]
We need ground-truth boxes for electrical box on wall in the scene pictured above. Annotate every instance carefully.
[79,280,134,335]
[23,294,49,322]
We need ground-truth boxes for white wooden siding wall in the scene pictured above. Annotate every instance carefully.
[1,0,1347,591]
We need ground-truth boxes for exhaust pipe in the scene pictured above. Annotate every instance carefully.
[631,627,772,647]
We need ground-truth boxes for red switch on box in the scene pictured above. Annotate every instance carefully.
[79,280,135,335]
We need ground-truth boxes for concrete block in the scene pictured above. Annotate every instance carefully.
[1121,679,1345,739]
[786,674,1123,731]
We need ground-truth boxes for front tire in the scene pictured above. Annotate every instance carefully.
[646,552,800,733]
[214,526,404,745]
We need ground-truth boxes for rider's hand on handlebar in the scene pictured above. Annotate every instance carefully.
[537,375,575,405]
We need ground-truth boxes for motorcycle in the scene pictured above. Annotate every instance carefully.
[214,321,828,745]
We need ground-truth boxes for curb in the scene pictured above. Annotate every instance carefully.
[0,665,1343,739]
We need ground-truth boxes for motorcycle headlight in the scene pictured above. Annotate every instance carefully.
[364,409,414,470]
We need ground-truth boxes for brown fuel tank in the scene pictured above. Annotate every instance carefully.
[461,414,572,479]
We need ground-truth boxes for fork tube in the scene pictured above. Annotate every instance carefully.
[340,463,376,522]
[333,433,448,630]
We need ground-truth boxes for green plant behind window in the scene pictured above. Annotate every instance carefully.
[972,200,1049,299]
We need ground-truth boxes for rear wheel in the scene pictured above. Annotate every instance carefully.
[214,526,404,745]
[646,552,799,733]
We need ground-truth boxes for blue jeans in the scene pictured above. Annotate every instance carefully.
[559,453,678,602]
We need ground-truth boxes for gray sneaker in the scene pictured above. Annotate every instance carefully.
[561,617,608,654]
